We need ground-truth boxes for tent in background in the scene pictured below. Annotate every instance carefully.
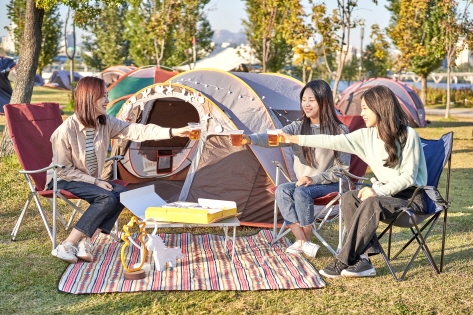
[106,66,178,117]
[43,70,82,90]
[104,69,304,227]
[174,45,258,72]
[96,65,137,87]
[0,56,16,114]
[336,78,427,127]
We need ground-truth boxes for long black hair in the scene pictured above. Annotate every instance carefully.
[299,80,344,168]
[361,85,409,167]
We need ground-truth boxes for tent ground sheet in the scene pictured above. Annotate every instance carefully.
[57,230,325,294]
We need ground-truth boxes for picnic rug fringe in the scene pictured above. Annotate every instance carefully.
[57,230,325,294]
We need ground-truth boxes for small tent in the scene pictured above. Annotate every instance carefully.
[106,66,178,117]
[0,56,16,114]
[106,69,304,226]
[43,70,82,90]
[96,65,137,87]
[336,78,426,127]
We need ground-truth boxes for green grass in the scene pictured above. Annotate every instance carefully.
[1,111,473,314]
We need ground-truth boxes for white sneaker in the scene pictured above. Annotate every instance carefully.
[51,242,78,264]
[77,237,94,262]
[286,242,303,255]
[302,241,320,258]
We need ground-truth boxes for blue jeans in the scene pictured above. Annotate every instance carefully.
[275,182,339,227]
[49,180,127,237]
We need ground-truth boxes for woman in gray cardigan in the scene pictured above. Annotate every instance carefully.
[232,80,350,257]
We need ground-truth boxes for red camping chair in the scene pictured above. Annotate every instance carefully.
[271,115,369,256]
[5,103,125,249]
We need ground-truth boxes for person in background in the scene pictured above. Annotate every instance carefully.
[282,85,427,278]
[49,76,190,264]
[0,48,16,114]
[231,80,350,257]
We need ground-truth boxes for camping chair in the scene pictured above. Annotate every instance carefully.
[271,115,369,256]
[4,103,125,250]
[377,132,453,281]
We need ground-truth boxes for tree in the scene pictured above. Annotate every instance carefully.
[363,24,392,78]
[0,0,123,158]
[6,0,62,75]
[243,0,310,73]
[438,0,473,118]
[311,0,373,98]
[82,3,130,70]
[387,0,447,105]
[125,0,214,68]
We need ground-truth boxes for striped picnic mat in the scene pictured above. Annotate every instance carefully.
[57,230,325,294]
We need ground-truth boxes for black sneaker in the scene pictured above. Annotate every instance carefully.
[319,259,348,278]
[341,258,376,277]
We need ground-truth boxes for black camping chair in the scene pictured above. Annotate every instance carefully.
[377,132,453,281]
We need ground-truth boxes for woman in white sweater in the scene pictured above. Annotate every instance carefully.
[283,85,427,278]
[233,80,350,257]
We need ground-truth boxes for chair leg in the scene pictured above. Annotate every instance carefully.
[11,194,35,241]
[271,221,292,245]
[31,194,55,244]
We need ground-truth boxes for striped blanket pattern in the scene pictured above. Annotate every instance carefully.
[57,230,325,294]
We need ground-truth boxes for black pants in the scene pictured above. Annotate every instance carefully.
[337,187,426,266]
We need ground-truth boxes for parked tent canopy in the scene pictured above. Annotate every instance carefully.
[336,78,426,127]
[106,66,178,117]
[96,65,137,87]
[0,56,16,114]
[105,69,303,226]
[43,70,82,90]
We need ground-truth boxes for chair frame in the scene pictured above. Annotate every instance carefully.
[377,132,453,281]
[11,155,124,250]
[271,161,369,255]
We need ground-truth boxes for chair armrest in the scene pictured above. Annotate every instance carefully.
[106,155,124,180]
[406,186,449,208]
[272,160,292,182]
[333,167,369,181]
[19,164,65,174]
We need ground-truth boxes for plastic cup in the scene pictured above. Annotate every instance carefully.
[188,122,201,140]
[267,129,282,146]
[230,130,244,146]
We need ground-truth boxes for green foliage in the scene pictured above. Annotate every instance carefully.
[243,0,309,72]
[6,0,62,74]
[412,86,473,107]
[387,0,446,77]
[363,24,392,78]
[81,3,130,70]
[125,0,214,68]
[341,57,358,84]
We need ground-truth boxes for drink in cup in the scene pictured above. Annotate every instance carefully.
[230,130,244,146]
[188,122,201,140]
[267,129,282,146]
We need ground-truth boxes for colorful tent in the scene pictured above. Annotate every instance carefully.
[96,65,137,87]
[106,66,178,117]
[336,78,427,127]
[0,56,16,114]
[105,69,304,226]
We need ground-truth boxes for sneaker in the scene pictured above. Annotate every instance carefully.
[319,259,348,278]
[302,241,320,258]
[341,258,376,277]
[77,237,94,262]
[286,242,303,255]
[51,242,78,264]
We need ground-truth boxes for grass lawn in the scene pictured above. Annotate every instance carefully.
[1,103,473,313]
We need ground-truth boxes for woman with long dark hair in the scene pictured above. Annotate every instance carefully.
[282,85,427,278]
[49,76,190,264]
[232,80,350,257]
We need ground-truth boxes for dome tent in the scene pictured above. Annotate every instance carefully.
[336,78,427,127]
[96,65,137,87]
[105,69,304,226]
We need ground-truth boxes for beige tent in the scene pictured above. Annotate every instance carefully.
[107,69,303,226]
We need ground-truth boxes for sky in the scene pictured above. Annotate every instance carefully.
[0,0,392,49]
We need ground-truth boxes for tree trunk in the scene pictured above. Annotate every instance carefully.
[420,76,427,107]
[0,0,44,158]
[445,57,451,119]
